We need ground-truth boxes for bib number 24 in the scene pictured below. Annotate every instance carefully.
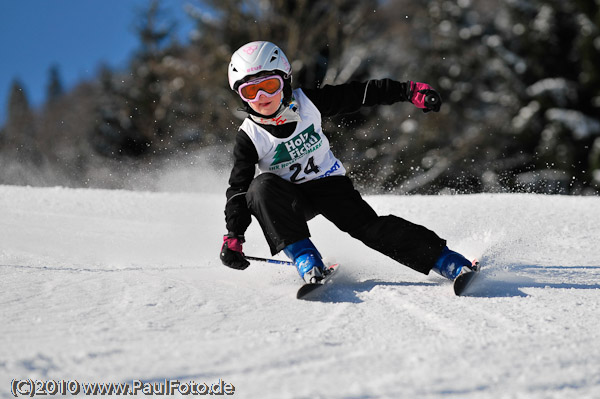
[289,156,320,183]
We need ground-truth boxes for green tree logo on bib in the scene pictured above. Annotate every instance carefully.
[271,124,322,166]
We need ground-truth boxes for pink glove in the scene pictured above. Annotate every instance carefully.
[409,81,442,113]
[223,235,244,252]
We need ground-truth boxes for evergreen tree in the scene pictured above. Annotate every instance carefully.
[351,0,600,194]
[46,64,64,102]
[491,0,600,193]
[2,80,39,164]
[92,0,181,158]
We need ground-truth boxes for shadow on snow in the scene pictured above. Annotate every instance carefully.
[302,261,600,301]
[462,261,600,298]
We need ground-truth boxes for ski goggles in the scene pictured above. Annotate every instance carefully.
[237,74,284,103]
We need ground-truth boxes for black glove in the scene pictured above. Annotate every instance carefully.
[220,234,250,270]
[420,89,442,113]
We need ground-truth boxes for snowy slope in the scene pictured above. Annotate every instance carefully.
[1,184,599,399]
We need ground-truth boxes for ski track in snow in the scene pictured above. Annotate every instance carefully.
[1,185,599,399]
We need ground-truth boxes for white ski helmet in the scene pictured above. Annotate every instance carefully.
[228,41,292,91]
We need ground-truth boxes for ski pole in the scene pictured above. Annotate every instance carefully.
[245,255,294,266]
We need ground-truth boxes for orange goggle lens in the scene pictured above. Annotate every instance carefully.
[238,75,283,102]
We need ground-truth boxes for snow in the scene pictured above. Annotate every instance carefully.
[1,183,600,398]
[545,108,600,140]
[526,78,577,107]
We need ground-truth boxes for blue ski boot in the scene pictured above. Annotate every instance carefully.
[432,246,473,280]
[283,238,325,283]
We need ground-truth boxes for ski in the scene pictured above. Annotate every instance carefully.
[453,260,481,296]
[297,263,340,300]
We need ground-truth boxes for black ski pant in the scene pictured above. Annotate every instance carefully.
[246,173,446,275]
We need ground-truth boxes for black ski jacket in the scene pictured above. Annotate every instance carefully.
[224,79,413,236]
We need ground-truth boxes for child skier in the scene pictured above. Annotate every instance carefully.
[220,41,473,284]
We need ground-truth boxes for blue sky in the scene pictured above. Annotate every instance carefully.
[0,0,193,125]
